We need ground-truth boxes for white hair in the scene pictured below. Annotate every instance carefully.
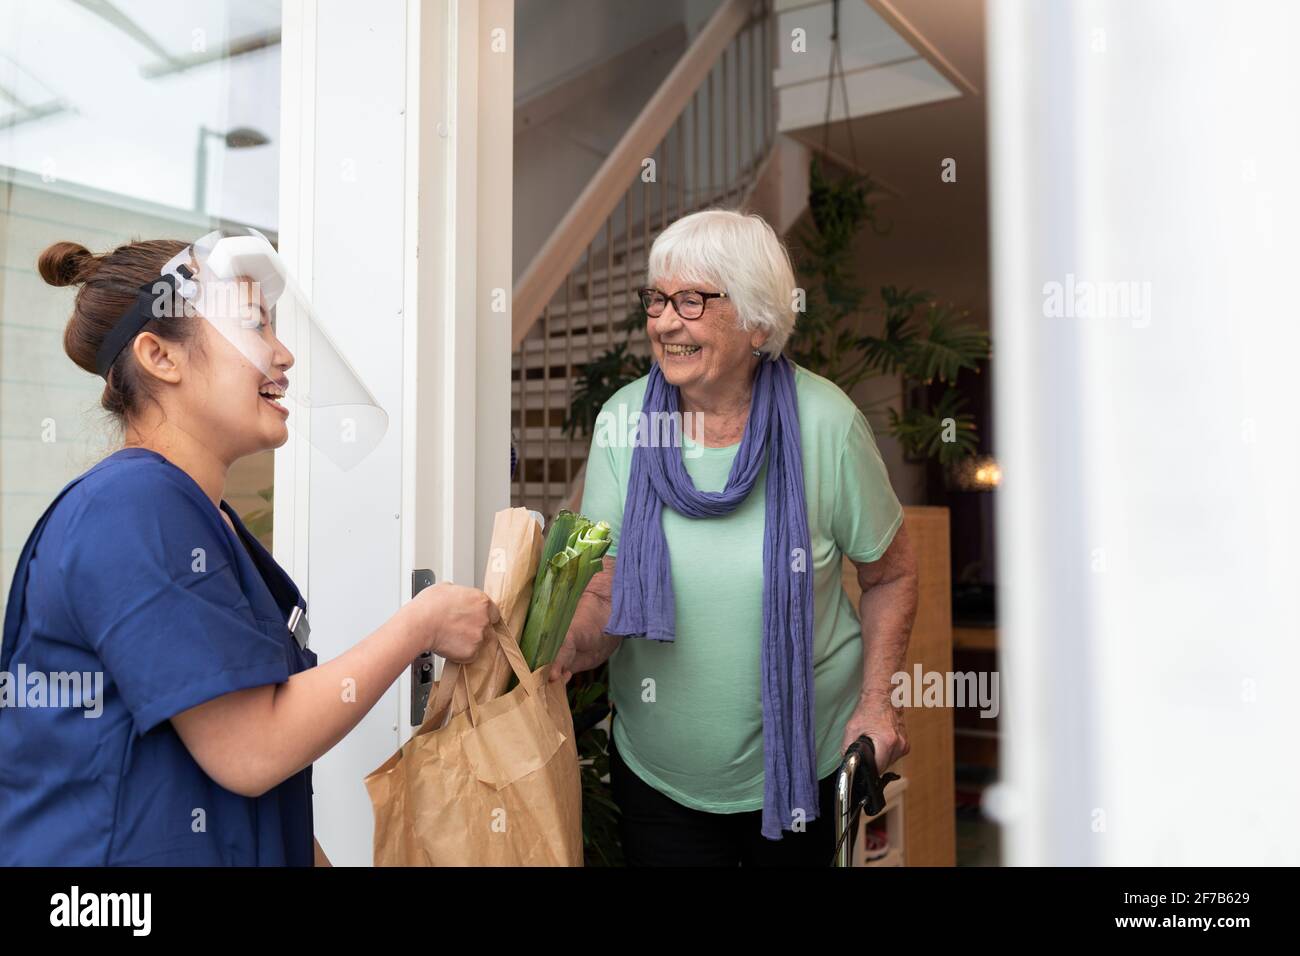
[646,209,797,357]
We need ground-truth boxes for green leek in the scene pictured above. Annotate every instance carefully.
[513,511,612,684]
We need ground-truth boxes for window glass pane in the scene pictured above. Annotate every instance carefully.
[1,0,281,596]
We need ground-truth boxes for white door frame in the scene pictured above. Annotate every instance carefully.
[275,0,513,867]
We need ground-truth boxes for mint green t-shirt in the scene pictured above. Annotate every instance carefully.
[578,362,904,813]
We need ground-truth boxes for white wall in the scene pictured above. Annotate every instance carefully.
[514,0,688,100]
[511,0,700,277]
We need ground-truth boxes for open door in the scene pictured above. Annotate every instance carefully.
[274,0,514,867]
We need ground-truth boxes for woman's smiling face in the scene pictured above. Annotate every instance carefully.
[184,278,295,462]
[646,276,766,396]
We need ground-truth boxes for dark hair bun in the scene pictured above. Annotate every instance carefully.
[38,241,95,287]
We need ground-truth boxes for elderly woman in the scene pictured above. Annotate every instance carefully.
[552,208,918,867]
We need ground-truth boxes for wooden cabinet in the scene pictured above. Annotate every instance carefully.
[841,506,956,866]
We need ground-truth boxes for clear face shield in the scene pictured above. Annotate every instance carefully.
[156,227,388,471]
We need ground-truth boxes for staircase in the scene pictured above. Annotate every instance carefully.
[511,0,777,517]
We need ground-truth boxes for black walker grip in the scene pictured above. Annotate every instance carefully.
[844,733,899,817]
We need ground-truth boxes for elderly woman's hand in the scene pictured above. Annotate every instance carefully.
[550,619,622,685]
[840,691,909,772]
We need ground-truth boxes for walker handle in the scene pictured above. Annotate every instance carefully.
[832,735,900,866]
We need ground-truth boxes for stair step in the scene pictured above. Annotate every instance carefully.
[523,294,642,336]
[556,273,646,311]
[519,325,651,361]
[514,426,589,448]
[509,484,581,516]
[513,376,580,396]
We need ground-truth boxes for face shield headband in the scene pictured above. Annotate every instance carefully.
[94,269,191,378]
[92,228,388,471]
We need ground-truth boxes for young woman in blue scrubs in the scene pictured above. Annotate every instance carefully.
[0,238,499,866]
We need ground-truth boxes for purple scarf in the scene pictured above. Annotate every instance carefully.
[607,353,817,840]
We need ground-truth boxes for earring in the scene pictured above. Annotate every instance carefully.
[752,349,763,358]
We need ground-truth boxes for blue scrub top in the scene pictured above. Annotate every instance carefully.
[0,448,317,865]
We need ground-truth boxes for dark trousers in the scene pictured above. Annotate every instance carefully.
[609,732,838,867]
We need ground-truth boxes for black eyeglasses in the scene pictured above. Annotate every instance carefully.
[637,287,729,320]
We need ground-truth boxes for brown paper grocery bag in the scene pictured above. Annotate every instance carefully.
[447,508,544,720]
[364,622,583,866]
